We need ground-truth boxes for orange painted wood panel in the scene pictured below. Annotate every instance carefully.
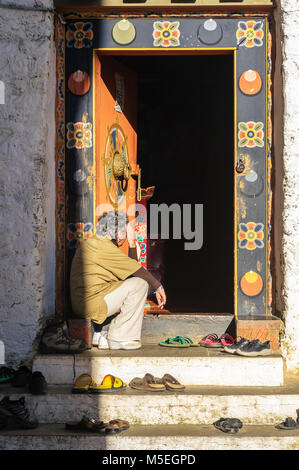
[94,54,138,253]
[236,317,282,351]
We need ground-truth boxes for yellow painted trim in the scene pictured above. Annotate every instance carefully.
[93,45,237,318]
[265,18,269,318]
[93,49,96,235]
[55,0,274,7]
[94,47,237,52]
[234,48,238,321]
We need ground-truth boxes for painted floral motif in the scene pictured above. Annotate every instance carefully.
[153,21,180,47]
[57,119,64,140]
[67,222,93,249]
[66,122,92,149]
[236,21,264,48]
[66,22,94,49]
[57,203,64,223]
[73,169,86,183]
[56,20,66,317]
[57,38,64,58]
[238,222,264,251]
[57,78,64,99]
[57,160,64,182]
[238,121,264,148]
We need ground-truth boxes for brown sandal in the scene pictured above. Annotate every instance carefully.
[129,373,166,391]
[105,419,130,434]
[160,374,185,392]
[65,415,107,432]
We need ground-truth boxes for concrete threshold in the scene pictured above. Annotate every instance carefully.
[0,424,298,450]
[33,345,284,386]
[140,313,234,343]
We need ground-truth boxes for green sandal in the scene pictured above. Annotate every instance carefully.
[159,336,191,348]
[163,336,201,347]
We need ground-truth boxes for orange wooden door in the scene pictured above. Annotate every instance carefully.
[94,55,138,253]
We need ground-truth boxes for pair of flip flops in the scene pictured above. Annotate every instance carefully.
[199,333,234,348]
[129,373,185,392]
[276,409,299,430]
[72,374,126,394]
[65,415,129,434]
[159,336,200,348]
[213,418,243,434]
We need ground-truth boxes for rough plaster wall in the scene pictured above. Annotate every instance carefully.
[279,0,299,371]
[0,0,56,365]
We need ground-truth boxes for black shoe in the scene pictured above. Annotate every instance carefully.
[0,396,38,429]
[11,365,32,387]
[0,366,15,384]
[235,339,272,357]
[223,337,250,354]
[233,338,260,354]
[29,371,48,395]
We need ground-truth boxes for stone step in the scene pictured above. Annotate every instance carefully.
[1,423,298,450]
[1,380,298,425]
[32,345,284,387]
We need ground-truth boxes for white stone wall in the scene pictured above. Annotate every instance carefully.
[279,0,299,371]
[0,0,56,365]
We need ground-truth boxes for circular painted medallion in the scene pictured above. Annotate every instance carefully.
[69,169,88,196]
[239,170,264,198]
[73,169,86,183]
[239,70,262,96]
[68,70,91,96]
[104,123,129,207]
[112,20,136,45]
[197,20,223,45]
[240,271,263,297]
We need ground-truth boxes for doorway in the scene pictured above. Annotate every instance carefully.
[56,15,271,320]
[98,53,235,314]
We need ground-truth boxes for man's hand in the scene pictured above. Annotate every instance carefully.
[155,286,167,309]
[127,221,136,248]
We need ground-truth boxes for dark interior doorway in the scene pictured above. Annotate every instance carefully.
[115,54,234,314]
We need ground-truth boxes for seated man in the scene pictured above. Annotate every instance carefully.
[70,211,167,350]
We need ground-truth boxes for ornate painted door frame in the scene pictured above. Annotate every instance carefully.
[55,12,272,320]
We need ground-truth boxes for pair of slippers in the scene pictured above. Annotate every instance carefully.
[72,373,126,394]
[159,334,234,348]
[129,373,185,392]
[65,415,129,435]
[159,336,201,348]
[213,417,243,434]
